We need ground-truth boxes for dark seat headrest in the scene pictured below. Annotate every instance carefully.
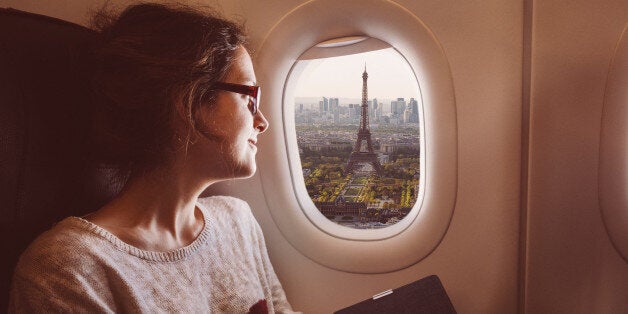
[0,8,123,308]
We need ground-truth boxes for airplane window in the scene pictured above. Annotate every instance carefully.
[256,0,456,271]
[290,43,422,229]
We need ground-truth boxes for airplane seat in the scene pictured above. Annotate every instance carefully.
[0,8,123,308]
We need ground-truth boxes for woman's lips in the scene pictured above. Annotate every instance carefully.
[248,139,257,150]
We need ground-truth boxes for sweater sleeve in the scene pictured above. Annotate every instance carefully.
[8,226,115,314]
[9,249,114,314]
[9,269,112,314]
[246,206,300,314]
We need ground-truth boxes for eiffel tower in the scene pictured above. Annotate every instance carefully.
[345,65,383,175]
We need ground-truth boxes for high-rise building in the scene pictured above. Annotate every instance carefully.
[329,97,339,113]
[371,98,379,121]
[394,97,406,116]
[403,105,412,124]
[382,102,391,115]
[409,98,419,123]
[390,99,398,115]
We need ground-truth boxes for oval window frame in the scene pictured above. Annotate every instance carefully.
[255,0,458,273]
[599,25,628,262]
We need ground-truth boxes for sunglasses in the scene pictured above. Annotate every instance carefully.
[212,82,260,115]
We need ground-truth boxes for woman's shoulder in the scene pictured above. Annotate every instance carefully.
[10,217,123,312]
[14,217,109,278]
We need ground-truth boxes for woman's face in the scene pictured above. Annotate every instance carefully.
[193,46,269,179]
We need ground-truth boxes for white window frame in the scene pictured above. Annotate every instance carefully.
[599,25,628,262]
[255,0,458,273]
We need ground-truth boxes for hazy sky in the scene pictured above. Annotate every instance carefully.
[293,48,420,100]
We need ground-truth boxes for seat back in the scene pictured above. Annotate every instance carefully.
[0,8,123,309]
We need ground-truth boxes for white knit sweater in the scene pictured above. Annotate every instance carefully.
[9,196,296,313]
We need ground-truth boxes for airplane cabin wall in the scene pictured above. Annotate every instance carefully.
[1,0,626,313]
[219,0,523,312]
[526,0,628,312]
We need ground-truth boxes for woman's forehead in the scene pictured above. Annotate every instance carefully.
[226,47,256,84]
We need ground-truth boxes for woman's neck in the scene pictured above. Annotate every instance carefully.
[85,165,210,252]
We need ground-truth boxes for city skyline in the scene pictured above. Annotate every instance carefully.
[294,64,421,229]
[294,96,420,126]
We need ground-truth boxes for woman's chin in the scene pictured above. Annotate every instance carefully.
[231,161,256,179]
[242,164,257,178]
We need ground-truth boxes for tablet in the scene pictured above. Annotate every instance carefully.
[335,275,456,314]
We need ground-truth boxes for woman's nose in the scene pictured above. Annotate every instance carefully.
[255,110,269,133]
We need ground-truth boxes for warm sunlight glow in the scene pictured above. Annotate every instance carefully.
[294,48,419,100]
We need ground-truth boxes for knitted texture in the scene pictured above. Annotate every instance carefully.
[9,196,295,313]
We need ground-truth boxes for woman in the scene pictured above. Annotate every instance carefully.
[9,3,296,313]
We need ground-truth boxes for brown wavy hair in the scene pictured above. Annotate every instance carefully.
[90,3,246,178]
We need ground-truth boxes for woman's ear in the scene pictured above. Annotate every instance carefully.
[194,109,221,142]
